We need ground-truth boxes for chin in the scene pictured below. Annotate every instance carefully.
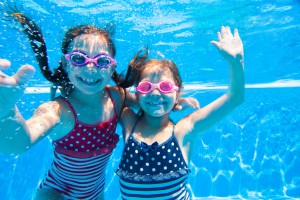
[147,112,168,117]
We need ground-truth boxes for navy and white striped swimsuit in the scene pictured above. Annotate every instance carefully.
[116,122,191,199]
[39,88,119,199]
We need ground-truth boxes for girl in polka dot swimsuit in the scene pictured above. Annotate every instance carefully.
[117,26,245,199]
[0,13,139,199]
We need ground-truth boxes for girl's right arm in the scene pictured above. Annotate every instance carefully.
[0,60,60,154]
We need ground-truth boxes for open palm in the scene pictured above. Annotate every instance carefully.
[0,59,35,117]
[210,26,244,63]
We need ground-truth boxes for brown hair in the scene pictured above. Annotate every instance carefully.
[10,12,126,98]
[123,47,182,90]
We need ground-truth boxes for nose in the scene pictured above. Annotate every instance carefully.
[86,62,97,72]
[150,86,161,95]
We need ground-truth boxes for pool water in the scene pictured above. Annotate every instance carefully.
[1,0,300,199]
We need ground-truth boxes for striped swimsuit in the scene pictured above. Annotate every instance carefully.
[39,89,119,199]
[116,122,191,200]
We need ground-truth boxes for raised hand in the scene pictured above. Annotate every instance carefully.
[0,59,35,118]
[210,26,244,63]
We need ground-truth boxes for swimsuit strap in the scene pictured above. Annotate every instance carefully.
[105,86,118,117]
[172,123,175,136]
[130,115,142,136]
[117,87,127,122]
[60,96,78,122]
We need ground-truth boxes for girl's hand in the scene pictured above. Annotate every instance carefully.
[210,26,244,63]
[173,97,200,111]
[0,59,35,118]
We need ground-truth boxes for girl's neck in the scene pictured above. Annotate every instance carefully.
[68,88,106,105]
[143,114,170,128]
[136,114,173,142]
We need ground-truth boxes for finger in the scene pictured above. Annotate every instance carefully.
[0,59,11,70]
[12,64,36,85]
[173,104,182,111]
[210,41,220,49]
[216,32,222,41]
[234,28,239,37]
[194,100,200,109]
[225,26,233,37]
[220,26,227,38]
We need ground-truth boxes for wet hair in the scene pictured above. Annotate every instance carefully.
[9,12,125,98]
[124,47,183,90]
[123,47,183,116]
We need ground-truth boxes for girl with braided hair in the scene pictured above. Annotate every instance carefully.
[0,12,136,199]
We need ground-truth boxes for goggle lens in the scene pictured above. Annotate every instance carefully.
[138,82,152,93]
[97,57,111,67]
[70,54,86,65]
[160,82,173,91]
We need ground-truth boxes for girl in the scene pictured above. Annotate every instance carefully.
[116,26,245,199]
[0,13,134,200]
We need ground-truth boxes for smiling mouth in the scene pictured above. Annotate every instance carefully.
[78,77,101,85]
[147,102,165,106]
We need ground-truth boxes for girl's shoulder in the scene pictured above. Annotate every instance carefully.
[120,107,139,140]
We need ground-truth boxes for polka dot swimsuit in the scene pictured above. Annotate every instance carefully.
[39,88,119,199]
[116,119,191,199]
[53,94,119,158]
[119,134,187,176]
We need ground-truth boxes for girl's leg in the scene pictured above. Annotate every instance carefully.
[34,188,64,200]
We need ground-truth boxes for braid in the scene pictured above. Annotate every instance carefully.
[11,13,58,83]
[118,47,149,88]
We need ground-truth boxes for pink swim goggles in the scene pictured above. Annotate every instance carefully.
[136,81,179,94]
[65,50,117,69]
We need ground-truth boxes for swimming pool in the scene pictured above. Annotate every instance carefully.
[1,0,300,199]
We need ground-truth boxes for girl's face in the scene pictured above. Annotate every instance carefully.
[66,34,115,95]
[137,65,179,117]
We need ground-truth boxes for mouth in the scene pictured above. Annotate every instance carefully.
[146,101,165,106]
[78,77,101,86]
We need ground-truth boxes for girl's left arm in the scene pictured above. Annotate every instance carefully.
[177,26,245,141]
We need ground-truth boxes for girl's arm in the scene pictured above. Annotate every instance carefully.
[0,60,59,154]
[119,107,139,142]
[177,26,245,142]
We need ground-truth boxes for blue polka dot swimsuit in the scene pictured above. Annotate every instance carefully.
[116,120,191,199]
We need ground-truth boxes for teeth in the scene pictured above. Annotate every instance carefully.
[149,102,163,105]
[80,77,99,84]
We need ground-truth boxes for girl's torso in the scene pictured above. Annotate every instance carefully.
[52,86,120,157]
[116,120,191,199]
[39,87,121,199]
[48,86,123,141]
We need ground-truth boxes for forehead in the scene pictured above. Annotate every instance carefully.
[140,65,175,82]
[72,34,109,54]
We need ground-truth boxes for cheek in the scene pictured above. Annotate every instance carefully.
[106,67,115,76]
[138,94,145,103]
